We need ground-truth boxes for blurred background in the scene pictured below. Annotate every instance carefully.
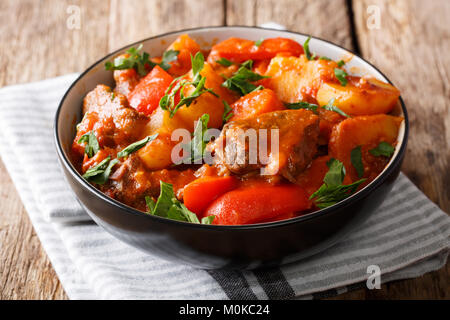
[0,0,448,299]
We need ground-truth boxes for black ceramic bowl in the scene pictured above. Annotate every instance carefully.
[54,26,408,269]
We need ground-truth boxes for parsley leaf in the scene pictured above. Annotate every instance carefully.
[201,216,215,224]
[78,131,100,158]
[319,56,332,61]
[254,38,264,47]
[334,68,348,86]
[159,52,218,117]
[82,156,119,185]
[322,98,351,118]
[158,49,180,71]
[216,57,233,67]
[148,181,214,224]
[191,51,205,82]
[323,158,346,186]
[145,195,156,213]
[303,36,316,60]
[177,114,210,165]
[117,134,158,158]
[369,142,395,157]
[104,45,179,75]
[222,100,234,123]
[310,158,366,208]
[337,60,345,67]
[221,60,269,96]
[105,44,150,76]
[351,146,364,178]
[285,101,318,114]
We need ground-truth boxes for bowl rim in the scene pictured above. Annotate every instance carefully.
[54,25,409,231]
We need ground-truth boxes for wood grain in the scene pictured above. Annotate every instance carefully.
[226,0,353,50]
[333,0,450,300]
[0,0,448,300]
[108,0,224,51]
[353,0,450,213]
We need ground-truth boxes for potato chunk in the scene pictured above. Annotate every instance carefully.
[316,77,400,116]
[264,55,338,103]
[329,114,403,182]
[229,88,285,121]
[166,34,201,77]
[137,132,178,170]
[176,62,237,131]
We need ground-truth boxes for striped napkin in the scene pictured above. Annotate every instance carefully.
[0,74,448,299]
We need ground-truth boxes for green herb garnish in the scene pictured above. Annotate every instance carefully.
[159,52,218,117]
[78,131,100,158]
[117,134,158,158]
[148,181,214,224]
[222,100,234,123]
[254,38,264,47]
[145,195,156,213]
[216,57,233,67]
[322,98,351,118]
[351,146,364,178]
[105,45,150,76]
[309,158,366,208]
[334,68,348,86]
[178,114,210,165]
[158,50,180,71]
[221,60,269,96]
[319,56,332,61]
[337,60,345,67]
[369,142,395,157]
[105,45,179,76]
[285,101,318,114]
[303,36,316,60]
[201,216,215,224]
[82,156,119,185]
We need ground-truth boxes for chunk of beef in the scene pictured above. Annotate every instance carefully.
[210,109,319,182]
[81,84,148,149]
[102,154,196,211]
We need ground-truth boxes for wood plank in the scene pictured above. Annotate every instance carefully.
[353,0,450,213]
[226,0,353,50]
[0,0,110,87]
[332,0,450,300]
[0,0,113,300]
[108,0,224,51]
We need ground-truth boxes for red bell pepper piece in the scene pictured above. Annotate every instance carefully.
[128,65,173,116]
[207,37,304,64]
[205,184,311,225]
[183,176,238,215]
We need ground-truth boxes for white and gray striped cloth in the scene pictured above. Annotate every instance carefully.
[0,74,448,299]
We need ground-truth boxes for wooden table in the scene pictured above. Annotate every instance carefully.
[0,0,448,299]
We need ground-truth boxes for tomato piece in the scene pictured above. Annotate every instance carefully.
[166,34,201,77]
[128,65,174,116]
[229,88,285,121]
[296,155,352,198]
[81,148,113,174]
[205,184,311,225]
[207,37,304,65]
[329,115,403,182]
[183,176,238,215]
